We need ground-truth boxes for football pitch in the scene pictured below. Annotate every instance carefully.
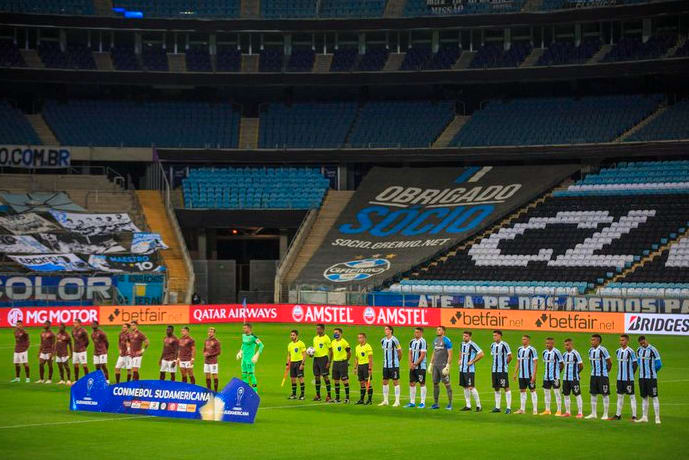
[1,323,688,460]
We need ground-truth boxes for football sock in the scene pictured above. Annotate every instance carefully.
[102,367,109,380]
[505,390,512,409]
[248,373,257,386]
[300,383,305,396]
[630,394,637,418]
[291,383,297,396]
[463,388,471,408]
[382,384,389,401]
[433,383,440,404]
[14,365,20,378]
[564,395,571,413]
[494,391,501,409]
[324,378,332,397]
[58,364,65,381]
[652,397,660,417]
[213,378,218,392]
[410,386,417,404]
[39,363,44,381]
[471,388,481,408]
[344,382,350,399]
[544,389,551,411]
[206,378,211,389]
[24,365,29,378]
[74,366,79,380]
[554,389,562,413]
[616,395,624,416]
[367,387,373,402]
[241,372,249,383]
[133,371,139,381]
[159,372,165,380]
[420,386,427,404]
[520,392,527,411]
[530,391,538,411]
[181,375,187,383]
[360,388,366,400]
[115,371,121,383]
[83,366,89,374]
[642,397,649,418]
[126,372,131,382]
[394,385,400,402]
[190,375,195,385]
[590,396,598,414]
[576,395,583,414]
[444,383,452,404]
[335,383,341,399]
[315,378,321,397]
[65,366,71,381]
[170,373,175,382]
[602,395,610,418]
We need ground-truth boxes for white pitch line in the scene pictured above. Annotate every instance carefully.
[0,415,154,430]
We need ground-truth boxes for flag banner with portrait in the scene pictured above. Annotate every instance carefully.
[130,232,169,254]
[294,165,579,287]
[0,192,84,213]
[9,253,91,272]
[88,254,165,273]
[0,235,52,254]
[49,210,141,236]
[36,233,127,254]
[0,212,60,235]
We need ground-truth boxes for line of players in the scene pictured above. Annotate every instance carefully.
[285,325,662,424]
[10,319,264,394]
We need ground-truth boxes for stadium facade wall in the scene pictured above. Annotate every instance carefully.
[1,303,688,335]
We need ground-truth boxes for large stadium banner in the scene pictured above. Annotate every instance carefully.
[114,274,165,305]
[0,235,51,254]
[70,371,259,424]
[131,232,169,254]
[0,305,99,327]
[36,233,127,254]
[0,275,114,307]
[9,254,91,272]
[99,304,189,326]
[49,210,141,236]
[624,313,689,335]
[369,293,689,314]
[0,213,59,234]
[88,254,165,273]
[295,165,578,288]
[0,145,70,169]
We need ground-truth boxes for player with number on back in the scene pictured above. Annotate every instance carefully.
[72,319,89,381]
[586,334,612,420]
[55,324,72,385]
[159,325,179,381]
[610,334,637,421]
[541,337,563,416]
[37,321,55,384]
[514,335,538,415]
[458,331,483,412]
[286,329,306,400]
[429,326,453,410]
[379,326,402,407]
[490,330,512,414]
[114,324,131,383]
[311,324,333,402]
[407,327,427,408]
[635,336,661,424]
[561,338,584,418]
[91,321,109,383]
[354,332,374,405]
[178,326,196,384]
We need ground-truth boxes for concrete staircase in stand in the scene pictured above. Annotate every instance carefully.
[615,105,668,142]
[383,52,406,71]
[665,35,687,58]
[167,54,187,72]
[313,54,333,72]
[20,49,43,68]
[238,117,260,149]
[241,54,260,72]
[588,44,612,64]
[432,115,470,148]
[240,0,261,18]
[520,48,545,67]
[453,51,475,69]
[92,0,114,16]
[93,51,114,70]
[383,0,406,17]
[26,114,60,145]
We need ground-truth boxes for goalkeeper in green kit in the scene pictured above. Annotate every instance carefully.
[236,323,264,391]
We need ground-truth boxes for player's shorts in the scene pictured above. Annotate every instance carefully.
[13,351,28,364]
[409,368,426,385]
[432,365,450,385]
[115,355,131,370]
[39,352,52,361]
[179,360,193,369]
[241,360,255,374]
[93,354,108,365]
[562,380,581,396]
[518,377,536,391]
[56,354,69,364]
[492,372,509,389]
[290,360,304,378]
[72,351,87,364]
[639,378,658,398]
[160,359,177,373]
[357,364,371,382]
[382,367,400,381]
[616,379,635,395]
[589,376,610,395]
[332,360,349,380]
[313,356,329,377]
[459,372,475,388]
[542,379,561,390]
[130,356,143,369]
[204,363,219,374]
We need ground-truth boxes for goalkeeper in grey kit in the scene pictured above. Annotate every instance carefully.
[428,326,453,410]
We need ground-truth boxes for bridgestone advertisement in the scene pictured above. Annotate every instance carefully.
[295,165,579,287]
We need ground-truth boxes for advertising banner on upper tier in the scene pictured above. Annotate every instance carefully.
[294,165,579,287]
[70,371,259,424]
[0,145,70,169]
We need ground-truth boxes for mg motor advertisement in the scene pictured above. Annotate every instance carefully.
[2,304,689,336]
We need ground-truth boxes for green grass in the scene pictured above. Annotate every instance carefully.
[1,324,688,459]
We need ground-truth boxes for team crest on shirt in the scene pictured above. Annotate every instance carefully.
[337,347,341,351]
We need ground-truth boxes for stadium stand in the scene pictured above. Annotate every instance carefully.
[404,0,524,16]
[425,44,462,70]
[38,42,97,70]
[41,99,241,148]
[400,46,432,71]
[186,46,213,72]
[110,46,141,70]
[258,102,358,148]
[347,100,455,147]
[451,94,663,146]
[470,42,532,68]
[286,47,316,72]
[260,0,317,18]
[320,0,387,18]
[603,35,678,62]
[330,48,359,71]
[0,39,26,67]
[355,47,389,71]
[259,48,284,72]
[182,167,330,209]
[625,99,689,142]
[112,0,240,18]
[0,0,94,15]
[0,100,42,145]
[215,47,241,72]
[388,161,689,296]
[141,45,169,71]
[536,38,602,66]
